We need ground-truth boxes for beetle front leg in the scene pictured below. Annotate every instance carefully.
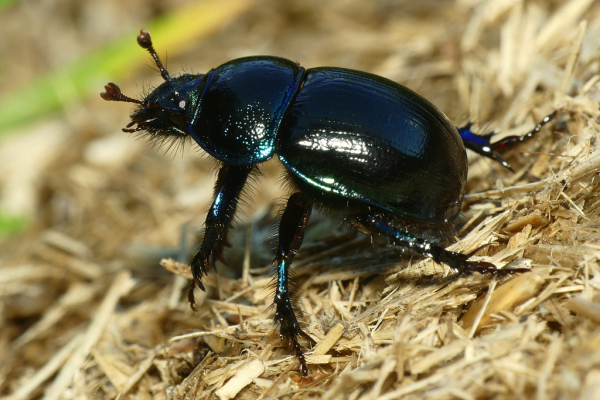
[189,164,253,298]
[274,192,314,377]
[351,214,530,276]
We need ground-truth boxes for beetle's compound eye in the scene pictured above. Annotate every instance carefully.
[174,94,188,110]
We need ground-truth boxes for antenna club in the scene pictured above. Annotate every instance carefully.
[137,29,152,49]
[100,82,146,106]
[100,82,123,101]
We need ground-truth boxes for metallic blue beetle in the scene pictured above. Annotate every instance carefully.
[102,29,553,377]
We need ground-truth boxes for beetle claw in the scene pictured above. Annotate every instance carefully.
[188,280,202,311]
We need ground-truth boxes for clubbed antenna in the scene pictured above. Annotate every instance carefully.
[99,30,168,110]
[99,29,170,133]
[100,82,143,105]
[137,29,170,81]
[100,82,157,133]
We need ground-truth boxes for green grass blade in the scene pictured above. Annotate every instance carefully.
[0,0,256,135]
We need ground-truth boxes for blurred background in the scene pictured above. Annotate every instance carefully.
[0,0,493,245]
[1,0,599,399]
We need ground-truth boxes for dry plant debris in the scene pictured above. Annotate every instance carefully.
[1,0,600,399]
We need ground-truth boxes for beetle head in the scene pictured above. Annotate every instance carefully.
[100,29,201,141]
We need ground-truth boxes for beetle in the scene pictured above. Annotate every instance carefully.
[101,29,555,377]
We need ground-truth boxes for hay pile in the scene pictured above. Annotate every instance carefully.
[1,0,600,399]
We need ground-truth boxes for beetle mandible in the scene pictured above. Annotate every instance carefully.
[101,29,555,377]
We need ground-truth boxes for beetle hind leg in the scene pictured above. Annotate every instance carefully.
[274,192,314,377]
[457,110,557,170]
[351,214,529,276]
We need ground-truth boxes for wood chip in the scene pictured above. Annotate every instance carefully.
[312,323,345,356]
[215,359,265,400]
[462,272,545,333]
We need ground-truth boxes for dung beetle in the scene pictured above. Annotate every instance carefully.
[101,29,555,377]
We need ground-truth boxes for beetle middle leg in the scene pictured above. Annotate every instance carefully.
[274,192,314,377]
[189,164,254,299]
[351,214,530,276]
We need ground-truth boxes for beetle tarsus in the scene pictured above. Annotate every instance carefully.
[187,280,201,311]
[459,259,529,276]
[275,293,311,377]
[491,110,558,150]
[351,214,530,278]
[458,110,558,170]
[191,229,219,277]
[430,247,531,276]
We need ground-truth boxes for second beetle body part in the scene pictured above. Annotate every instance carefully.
[102,29,545,377]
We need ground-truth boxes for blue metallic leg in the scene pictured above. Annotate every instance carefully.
[189,165,253,301]
[351,214,529,276]
[275,192,314,377]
